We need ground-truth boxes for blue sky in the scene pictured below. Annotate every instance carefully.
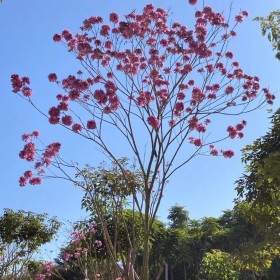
[1,0,280,237]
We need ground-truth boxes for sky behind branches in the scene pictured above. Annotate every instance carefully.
[1,0,280,233]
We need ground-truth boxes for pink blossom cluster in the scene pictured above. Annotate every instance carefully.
[221,149,234,158]
[208,145,234,158]
[47,74,119,131]
[189,137,202,147]
[147,115,160,129]
[11,74,32,96]
[95,240,102,247]
[63,226,102,262]
[71,231,86,244]
[64,247,89,260]
[35,274,46,280]
[35,261,54,280]
[227,120,247,139]
[18,131,61,186]
[209,145,218,156]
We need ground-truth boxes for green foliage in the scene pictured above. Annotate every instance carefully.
[201,249,239,280]
[236,109,280,206]
[0,209,60,279]
[255,10,280,59]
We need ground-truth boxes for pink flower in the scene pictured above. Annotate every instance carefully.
[19,142,36,162]
[95,240,103,247]
[32,130,40,137]
[22,87,32,97]
[11,74,30,93]
[225,86,234,94]
[29,177,42,185]
[49,116,60,124]
[222,150,234,158]
[87,120,97,130]
[35,274,46,280]
[19,176,27,187]
[53,34,62,42]
[100,25,110,36]
[242,10,249,17]
[188,0,198,5]
[24,170,33,179]
[194,138,202,146]
[147,115,160,129]
[235,15,243,23]
[62,115,73,126]
[72,123,82,133]
[210,149,218,156]
[48,106,60,117]
[169,120,176,127]
[22,133,30,142]
[175,102,184,112]
[225,52,233,59]
[62,29,73,41]
[63,253,72,261]
[110,12,119,23]
[58,101,69,111]
[227,125,237,138]
[189,137,202,146]
[48,73,58,82]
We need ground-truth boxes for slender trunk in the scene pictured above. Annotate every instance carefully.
[140,191,151,280]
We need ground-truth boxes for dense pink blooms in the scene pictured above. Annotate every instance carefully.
[62,115,73,126]
[189,137,202,147]
[222,150,234,158]
[24,170,33,179]
[209,145,219,156]
[63,253,72,261]
[95,240,102,247]
[72,123,83,133]
[22,87,32,97]
[29,177,42,185]
[87,120,97,129]
[18,132,62,186]
[19,142,36,162]
[225,52,233,59]
[32,130,40,137]
[43,142,61,161]
[19,176,27,187]
[235,15,243,23]
[188,0,198,5]
[227,121,246,139]
[35,274,46,280]
[11,74,31,95]
[147,116,160,129]
[48,73,58,82]
[53,34,62,42]
[110,12,119,23]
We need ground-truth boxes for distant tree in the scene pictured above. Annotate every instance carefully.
[167,205,189,229]
[0,209,60,279]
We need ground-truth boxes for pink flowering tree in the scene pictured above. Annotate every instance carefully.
[11,1,274,279]
[36,223,108,280]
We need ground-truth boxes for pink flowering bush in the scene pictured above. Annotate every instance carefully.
[11,2,274,279]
